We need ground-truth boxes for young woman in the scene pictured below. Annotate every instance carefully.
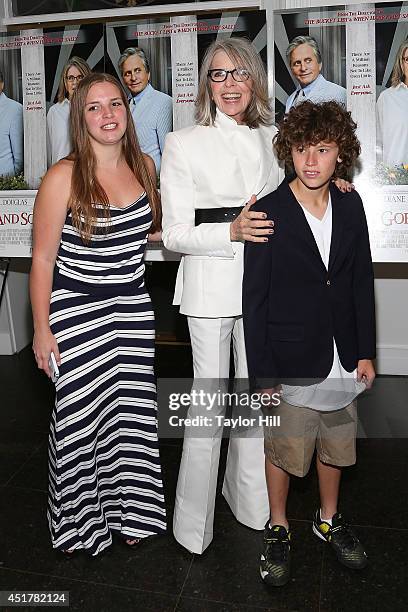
[30,72,166,556]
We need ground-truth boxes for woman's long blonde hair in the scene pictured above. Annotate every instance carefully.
[391,40,408,87]
[57,56,91,103]
[68,72,161,243]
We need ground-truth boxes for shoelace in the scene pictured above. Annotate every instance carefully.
[330,524,358,549]
[265,535,290,562]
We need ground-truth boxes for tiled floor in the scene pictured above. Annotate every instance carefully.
[0,346,407,612]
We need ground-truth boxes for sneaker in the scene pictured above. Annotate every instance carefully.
[313,510,368,569]
[260,523,291,587]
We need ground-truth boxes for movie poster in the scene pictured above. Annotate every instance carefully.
[272,1,408,262]
[106,10,266,128]
[0,33,24,181]
[0,8,266,257]
[44,23,104,169]
[1,2,407,261]
[0,192,35,256]
[0,32,33,257]
[373,3,408,261]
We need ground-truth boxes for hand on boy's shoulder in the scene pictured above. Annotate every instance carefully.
[231,194,274,243]
[245,193,266,213]
[332,177,355,193]
[340,187,367,222]
[330,181,365,211]
[247,189,279,215]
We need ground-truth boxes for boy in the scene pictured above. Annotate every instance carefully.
[242,101,376,587]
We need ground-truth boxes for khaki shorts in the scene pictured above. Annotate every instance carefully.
[263,399,357,477]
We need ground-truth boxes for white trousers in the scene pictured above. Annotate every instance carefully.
[173,316,269,554]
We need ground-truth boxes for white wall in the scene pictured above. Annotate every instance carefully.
[0,259,33,355]
[375,277,408,374]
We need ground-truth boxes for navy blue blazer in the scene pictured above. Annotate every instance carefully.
[242,179,376,385]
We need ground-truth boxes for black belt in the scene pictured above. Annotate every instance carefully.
[195,206,244,225]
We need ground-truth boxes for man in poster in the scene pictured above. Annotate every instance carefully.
[118,47,173,174]
[285,36,346,113]
[0,71,23,176]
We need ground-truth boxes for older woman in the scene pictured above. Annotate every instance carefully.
[377,40,408,167]
[160,37,283,555]
[46,56,91,166]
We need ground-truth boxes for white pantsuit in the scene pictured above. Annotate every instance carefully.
[161,110,284,554]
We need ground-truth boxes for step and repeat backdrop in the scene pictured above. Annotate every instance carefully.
[0,0,407,261]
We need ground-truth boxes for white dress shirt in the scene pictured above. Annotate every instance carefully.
[129,83,173,174]
[282,195,366,411]
[285,74,347,113]
[376,82,408,166]
[47,98,71,166]
[0,93,23,175]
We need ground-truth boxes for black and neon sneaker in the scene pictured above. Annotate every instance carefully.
[260,523,291,587]
[313,510,368,569]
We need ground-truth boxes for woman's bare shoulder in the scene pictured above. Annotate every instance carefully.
[37,159,73,208]
[51,157,74,175]
[41,159,73,187]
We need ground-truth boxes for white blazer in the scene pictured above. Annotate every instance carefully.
[161,110,284,317]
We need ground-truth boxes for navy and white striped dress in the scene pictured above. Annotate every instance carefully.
[48,193,166,556]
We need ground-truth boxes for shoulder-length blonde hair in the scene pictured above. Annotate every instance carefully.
[391,40,408,87]
[68,72,161,243]
[195,37,273,128]
[57,56,91,103]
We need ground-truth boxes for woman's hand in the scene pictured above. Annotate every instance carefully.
[230,195,274,242]
[148,230,162,242]
[32,328,61,378]
[333,178,355,193]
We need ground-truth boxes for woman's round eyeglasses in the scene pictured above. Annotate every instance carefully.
[207,68,251,82]
[66,74,84,83]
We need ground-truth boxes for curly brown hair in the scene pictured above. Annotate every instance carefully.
[274,101,360,179]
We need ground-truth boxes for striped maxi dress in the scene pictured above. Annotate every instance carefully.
[48,193,166,556]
